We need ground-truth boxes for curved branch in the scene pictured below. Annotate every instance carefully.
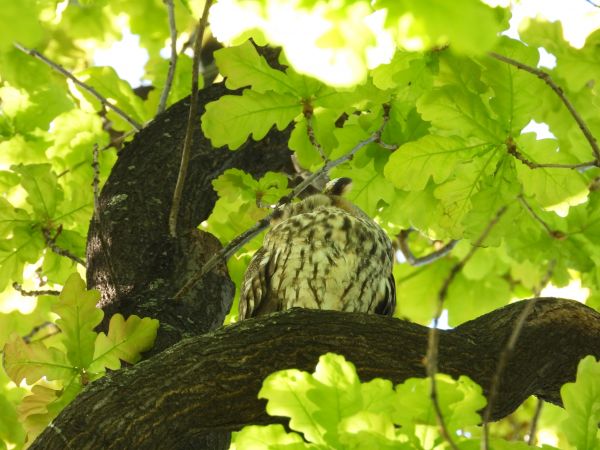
[31,298,600,450]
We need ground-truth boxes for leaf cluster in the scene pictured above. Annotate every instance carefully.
[234,353,600,449]
[1,273,159,447]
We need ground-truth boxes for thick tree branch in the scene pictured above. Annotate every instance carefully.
[31,298,600,450]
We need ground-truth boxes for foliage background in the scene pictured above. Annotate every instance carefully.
[1,0,600,448]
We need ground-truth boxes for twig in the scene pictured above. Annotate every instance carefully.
[157,0,178,114]
[173,105,392,299]
[168,0,213,238]
[14,42,143,131]
[397,229,457,267]
[482,259,555,449]
[586,0,600,7]
[92,144,100,219]
[482,298,538,449]
[527,399,544,446]
[426,206,507,450]
[13,282,60,297]
[22,321,61,343]
[506,136,597,171]
[302,102,327,160]
[42,226,86,267]
[490,52,600,163]
[518,196,566,240]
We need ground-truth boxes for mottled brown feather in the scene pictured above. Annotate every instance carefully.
[239,192,395,319]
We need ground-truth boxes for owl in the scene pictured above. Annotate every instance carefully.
[239,178,395,319]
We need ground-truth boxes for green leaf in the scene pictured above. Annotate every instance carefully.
[417,86,504,142]
[331,156,395,217]
[381,0,504,54]
[231,425,312,450]
[393,373,486,434]
[53,273,103,369]
[520,20,600,92]
[514,134,588,209]
[11,164,63,219]
[89,314,159,373]
[201,90,300,149]
[2,335,74,384]
[0,0,44,50]
[0,197,30,239]
[385,135,488,191]
[72,66,150,129]
[0,226,45,291]
[481,37,544,134]
[446,272,512,326]
[259,368,328,445]
[215,41,298,94]
[560,355,600,450]
[0,393,25,449]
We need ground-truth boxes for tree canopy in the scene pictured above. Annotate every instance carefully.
[1,1,600,449]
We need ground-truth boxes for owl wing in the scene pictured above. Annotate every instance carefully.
[239,247,277,319]
[374,272,396,317]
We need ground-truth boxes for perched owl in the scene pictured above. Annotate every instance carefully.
[239,178,396,319]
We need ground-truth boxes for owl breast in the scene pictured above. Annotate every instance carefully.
[239,199,395,319]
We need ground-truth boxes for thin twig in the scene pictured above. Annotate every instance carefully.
[303,102,327,160]
[22,321,60,343]
[14,42,143,131]
[13,282,60,297]
[426,206,507,450]
[157,0,178,114]
[397,229,457,267]
[42,226,86,267]
[482,260,555,449]
[506,136,597,171]
[482,298,538,449]
[173,105,392,299]
[527,399,544,446]
[92,144,100,220]
[168,0,213,238]
[518,196,566,240]
[490,52,600,163]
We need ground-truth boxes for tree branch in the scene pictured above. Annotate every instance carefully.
[157,0,178,114]
[13,42,143,131]
[518,196,566,240]
[490,52,600,163]
[397,229,457,267]
[30,299,600,450]
[168,0,213,238]
[42,226,86,267]
[506,136,597,171]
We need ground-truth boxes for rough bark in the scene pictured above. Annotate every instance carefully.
[31,299,600,449]
[29,79,600,449]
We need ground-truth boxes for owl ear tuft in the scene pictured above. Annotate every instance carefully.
[324,177,353,196]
